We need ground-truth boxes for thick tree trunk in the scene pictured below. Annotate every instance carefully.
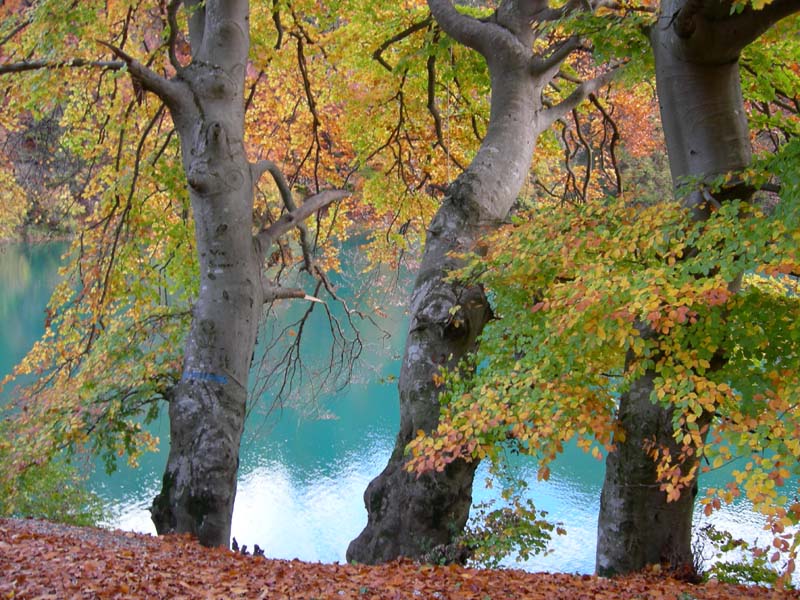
[346,190,492,563]
[348,0,576,562]
[149,0,262,548]
[106,0,341,549]
[349,0,617,563]
[347,111,545,559]
[596,5,756,575]
[596,373,698,575]
[150,121,262,547]
[347,107,543,561]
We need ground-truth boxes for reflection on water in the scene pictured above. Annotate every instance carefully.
[0,242,782,576]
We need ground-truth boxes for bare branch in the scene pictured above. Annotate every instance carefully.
[373,16,433,72]
[0,17,32,48]
[529,36,582,78]
[588,93,623,196]
[165,0,184,72]
[0,58,124,75]
[290,32,323,190]
[541,66,620,130]
[571,107,592,201]
[262,281,324,303]
[256,190,349,259]
[427,32,465,171]
[272,0,284,49]
[252,159,294,209]
[96,40,186,111]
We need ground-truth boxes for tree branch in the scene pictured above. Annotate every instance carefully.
[272,0,284,49]
[0,58,125,75]
[262,281,324,303]
[427,0,490,55]
[427,33,465,171]
[255,190,349,260]
[719,0,800,51]
[253,158,319,271]
[529,36,582,78]
[0,17,32,48]
[95,40,187,112]
[252,159,294,210]
[165,0,184,72]
[541,66,620,130]
[589,93,623,196]
[373,16,433,72]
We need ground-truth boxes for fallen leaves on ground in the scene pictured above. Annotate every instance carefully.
[1,518,796,599]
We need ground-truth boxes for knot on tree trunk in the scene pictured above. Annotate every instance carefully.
[187,121,245,195]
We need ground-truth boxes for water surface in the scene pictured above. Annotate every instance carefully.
[0,242,776,575]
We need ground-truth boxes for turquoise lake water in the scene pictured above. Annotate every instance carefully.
[0,242,774,574]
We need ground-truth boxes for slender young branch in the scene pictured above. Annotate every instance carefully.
[165,0,184,72]
[427,32,465,171]
[541,66,620,130]
[272,0,284,49]
[245,70,265,111]
[571,107,592,201]
[0,58,125,75]
[589,93,623,196]
[373,16,433,72]
[0,18,32,48]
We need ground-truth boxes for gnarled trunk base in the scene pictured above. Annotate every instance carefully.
[348,452,478,564]
[151,378,246,547]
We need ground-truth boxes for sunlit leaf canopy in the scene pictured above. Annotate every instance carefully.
[407,10,800,572]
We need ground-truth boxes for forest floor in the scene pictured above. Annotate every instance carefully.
[1,518,797,599]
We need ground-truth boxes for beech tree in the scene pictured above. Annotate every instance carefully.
[134,1,349,547]
[347,0,616,563]
[0,0,351,547]
[596,0,800,576]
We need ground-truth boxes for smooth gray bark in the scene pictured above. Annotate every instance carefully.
[147,1,260,548]
[349,0,613,564]
[99,0,341,548]
[596,0,799,575]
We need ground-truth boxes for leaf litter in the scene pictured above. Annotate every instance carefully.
[1,519,797,599]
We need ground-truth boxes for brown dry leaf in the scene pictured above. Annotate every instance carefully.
[2,518,799,599]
